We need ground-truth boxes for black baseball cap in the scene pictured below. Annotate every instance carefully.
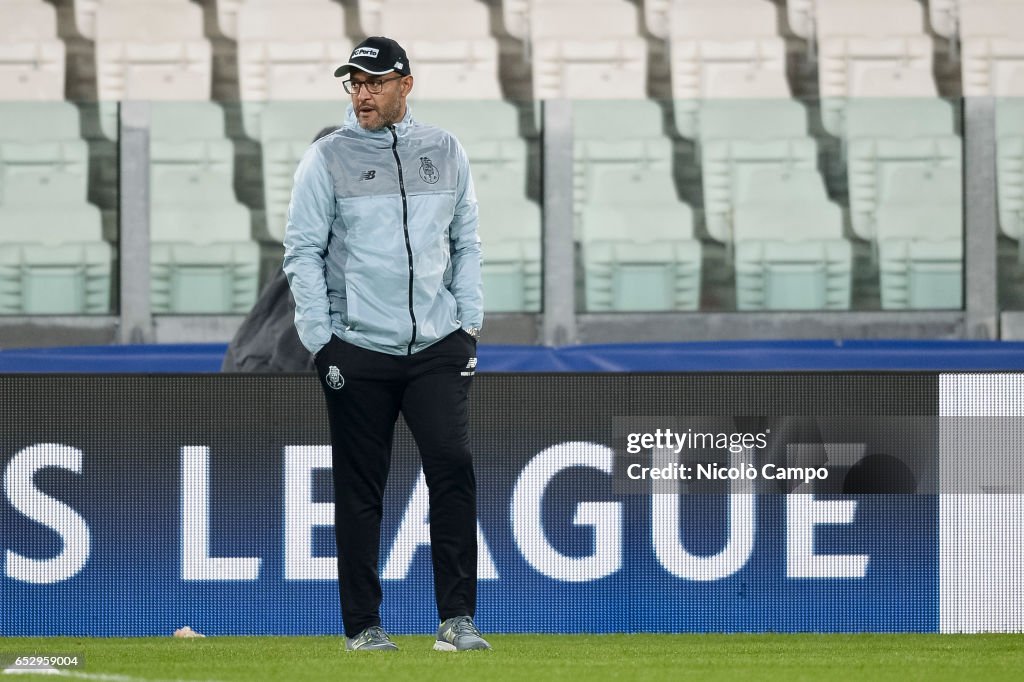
[334,37,411,78]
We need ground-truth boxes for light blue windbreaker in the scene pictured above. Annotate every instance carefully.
[282,104,483,357]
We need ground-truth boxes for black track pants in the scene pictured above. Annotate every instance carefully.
[314,330,478,637]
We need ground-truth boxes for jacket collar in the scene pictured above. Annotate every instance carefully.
[343,103,415,138]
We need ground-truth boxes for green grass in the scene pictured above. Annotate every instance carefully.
[2,634,1023,681]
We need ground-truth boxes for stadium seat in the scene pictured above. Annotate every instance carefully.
[0,0,66,101]
[642,0,671,40]
[929,0,961,40]
[236,0,350,139]
[697,99,818,244]
[50,0,100,40]
[210,0,244,39]
[845,98,961,242]
[875,166,963,309]
[668,0,789,139]
[787,0,815,41]
[475,167,542,312]
[496,0,529,41]
[258,101,346,242]
[0,96,111,314]
[150,213,258,314]
[149,102,236,207]
[580,167,701,312]
[354,0,386,35]
[0,102,89,207]
[93,0,212,139]
[381,1,502,100]
[572,99,673,237]
[409,100,539,311]
[733,169,851,311]
[996,98,1024,250]
[529,1,647,100]
[816,0,935,136]
[149,101,257,314]
[960,0,1024,96]
[410,100,529,206]
[0,203,111,314]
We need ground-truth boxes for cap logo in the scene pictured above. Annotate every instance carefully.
[394,61,404,69]
[352,47,379,58]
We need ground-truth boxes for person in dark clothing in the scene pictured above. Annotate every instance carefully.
[282,38,489,652]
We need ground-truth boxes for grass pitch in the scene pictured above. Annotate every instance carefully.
[2,634,1022,681]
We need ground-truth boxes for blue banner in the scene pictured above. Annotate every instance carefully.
[0,375,938,635]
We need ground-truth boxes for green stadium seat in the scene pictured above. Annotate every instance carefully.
[258,101,345,242]
[580,167,700,312]
[412,101,539,312]
[733,169,851,311]
[573,100,673,238]
[0,102,89,206]
[697,99,817,244]
[0,204,111,314]
[876,166,963,309]
[996,98,1024,248]
[149,101,257,314]
[845,98,961,241]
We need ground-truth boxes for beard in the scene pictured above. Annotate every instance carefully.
[359,98,404,131]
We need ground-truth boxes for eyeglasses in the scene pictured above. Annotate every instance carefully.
[342,75,404,95]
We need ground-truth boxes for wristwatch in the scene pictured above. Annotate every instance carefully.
[463,326,481,341]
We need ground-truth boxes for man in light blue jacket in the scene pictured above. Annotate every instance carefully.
[283,36,489,653]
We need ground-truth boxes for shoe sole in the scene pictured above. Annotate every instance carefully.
[346,643,399,652]
[433,640,491,652]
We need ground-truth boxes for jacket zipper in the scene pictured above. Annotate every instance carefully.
[389,125,417,355]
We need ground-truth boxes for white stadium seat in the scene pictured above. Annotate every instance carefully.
[93,0,212,138]
[960,0,1024,96]
[50,0,100,41]
[236,0,350,138]
[529,1,647,100]
[382,1,502,100]
[212,0,244,40]
[498,0,529,41]
[355,0,386,35]
[787,0,815,41]
[0,0,66,101]
[668,0,789,138]
[816,0,935,136]
[930,0,961,40]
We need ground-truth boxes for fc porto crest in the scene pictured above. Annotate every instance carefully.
[419,156,439,184]
[325,365,345,390]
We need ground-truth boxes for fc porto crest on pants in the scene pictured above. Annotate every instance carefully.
[326,365,345,390]
[419,156,439,184]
